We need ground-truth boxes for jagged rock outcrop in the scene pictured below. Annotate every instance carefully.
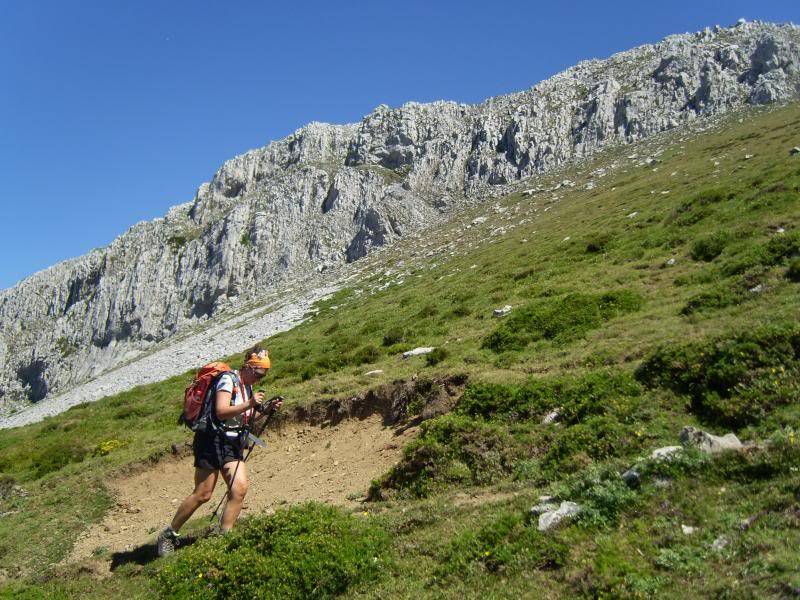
[1,20,799,412]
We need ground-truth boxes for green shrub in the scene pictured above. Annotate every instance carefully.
[167,235,187,252]
[437,510,568,577]
[691,187,735,206]
[298,350,351,381]
[299,365,317,381]
[512,266,537,281]
[764,229,800,263]
[542,415,640,474]
[457,381,542,421]
[714,428,800,481]
[636,326,800,427]
[482,290,642,352]
[369,414,523,498]
[585,233,611,253]
[156,503,388,600]
[718,246,770,277]
[552,462,639,527]
[786,258,800,282]
[416,304,438,319]
[351,345,382,366]
[55,337,76,358]
[641,229,684,250]
[114,404,157,420]
[425,347,448,366]
[330,333,357,352]
[512,458,543,482]
[681,267,766,315]
[30,440,89,479]
[654,546,706,573]
[680,285,745,315]
[382,327,405,347]
[690,231,731,261]
[666,187,733,226]
[637,447,711,480]
[719,230,800,276]
[457,370,641,424]
[448,304,471,318]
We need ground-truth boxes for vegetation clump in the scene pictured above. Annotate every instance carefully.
[552,462,639,526]
[369,414,522,498]
[457,370,641,424]
[382,326,406,347]
[665,186,734,226]
[719,230,800,276]
[689,231,731,261]
[352,344,382,365]
[788,258,800,282]
[30,440,89,479]
[157,503,388,600]
[437,510,568,577]
[425,347,449,366]
[482,290,642,352]
[372,371,645,497]
[636,325,800,427]
[679,277,755,315]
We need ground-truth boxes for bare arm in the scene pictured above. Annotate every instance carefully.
[214,389,255,421]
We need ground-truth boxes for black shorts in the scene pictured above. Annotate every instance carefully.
[193,430,244,470]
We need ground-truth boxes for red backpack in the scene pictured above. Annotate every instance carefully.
[179,362,238,431]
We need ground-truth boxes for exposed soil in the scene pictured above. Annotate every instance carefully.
[68,416,416,571]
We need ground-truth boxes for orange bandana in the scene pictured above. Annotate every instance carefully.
[245,350,271,370]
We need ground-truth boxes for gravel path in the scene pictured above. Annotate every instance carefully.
[0,284,338,430]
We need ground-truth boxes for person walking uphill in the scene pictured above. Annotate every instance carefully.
[157,345,283,556]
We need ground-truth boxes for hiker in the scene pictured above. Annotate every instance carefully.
[157,345,282,556]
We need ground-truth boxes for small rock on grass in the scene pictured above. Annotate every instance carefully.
[541,408,561,425]
[530,502,558,516]
[679,426,743,453]
[621,468,641,488]
[537,501,582,531]
[651,446,683,461]
[402,347,435,358]
[493,305,512,317]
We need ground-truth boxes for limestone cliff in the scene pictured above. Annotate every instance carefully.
[1,21,798,411]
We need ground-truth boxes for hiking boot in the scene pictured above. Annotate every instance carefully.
[156,527,179,557]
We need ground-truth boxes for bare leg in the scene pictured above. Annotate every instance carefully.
[170,468,218,532]
[219,460,249,532]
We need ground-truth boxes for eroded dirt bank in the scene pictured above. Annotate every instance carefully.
[66,375,466,572]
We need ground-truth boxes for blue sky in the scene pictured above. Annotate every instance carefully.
[1,1,798,290]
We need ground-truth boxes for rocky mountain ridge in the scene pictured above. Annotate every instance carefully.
[1,20,798,414]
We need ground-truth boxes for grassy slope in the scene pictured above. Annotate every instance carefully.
[1,102,799,598]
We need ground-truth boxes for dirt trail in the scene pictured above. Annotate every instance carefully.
[68,415,415,569]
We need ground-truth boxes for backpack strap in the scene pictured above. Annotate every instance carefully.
[209,370,246,431]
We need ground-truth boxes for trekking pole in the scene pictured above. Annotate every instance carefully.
[209,398,280,525]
